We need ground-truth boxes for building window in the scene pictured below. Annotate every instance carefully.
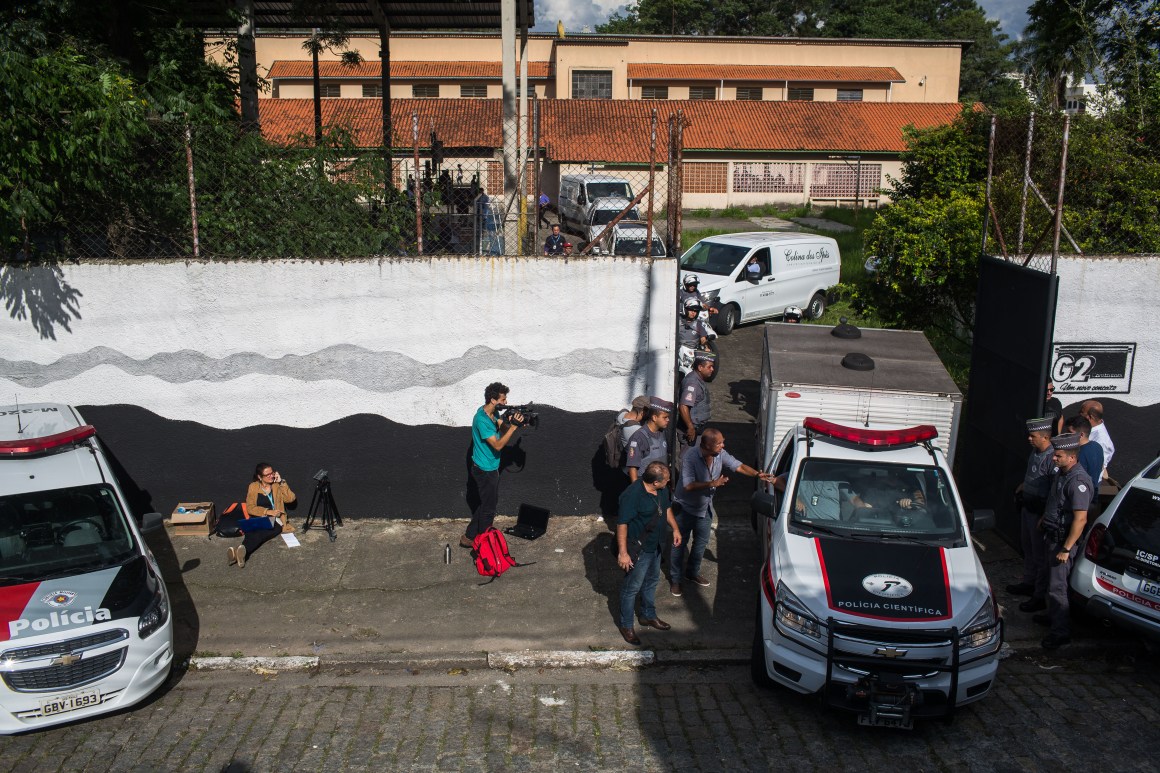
[733,162,805,193]
[682,162,728,194]
[412,84,439,98]
[787,87,814,101]
[688,86,717,100]
[736,87,763,101]
[362,83,383,98]
[320,83,341,98]
[837,88,864,102]
[810,163,883,198]
[461,83,488,98]
[641,85,668,100]
[572,70,613,99]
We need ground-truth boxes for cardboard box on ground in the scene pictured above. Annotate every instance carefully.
[166,501,216,536]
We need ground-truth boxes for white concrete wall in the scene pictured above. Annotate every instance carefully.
[0,257,677,430]
[1052,255,1160,408]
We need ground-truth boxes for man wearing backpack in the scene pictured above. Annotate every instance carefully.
[617,461,682,645]
[461,382,524,549]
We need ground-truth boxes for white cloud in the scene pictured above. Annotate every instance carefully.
[532,0,632,32]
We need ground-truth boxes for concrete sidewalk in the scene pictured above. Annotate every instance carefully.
[149,508,1133,674]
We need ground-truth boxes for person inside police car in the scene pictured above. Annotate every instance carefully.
[1008,417,1056,600]
[1031,432,1093,650]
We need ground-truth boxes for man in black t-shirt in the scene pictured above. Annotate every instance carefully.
[543,224,566,255]
[1044,381,1064,436]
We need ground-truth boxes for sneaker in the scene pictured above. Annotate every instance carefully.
[236,544,247,568]
[1041,633,1071,650]
[1005,582,1035,596]
[227,547,237,566]
[669,582,682,597]
[1018,597,1047,612]
[687,574,711,587]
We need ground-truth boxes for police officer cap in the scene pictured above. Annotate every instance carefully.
[631,394,651,411]
[649,397,675,413]
[1025,416,1053,433]
[683,274,699,287]
[1053,432,1081,450]
[694,350,717,363]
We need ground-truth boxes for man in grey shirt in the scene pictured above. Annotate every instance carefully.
[669,428,771,597]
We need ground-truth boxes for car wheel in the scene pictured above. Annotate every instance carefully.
[807,292,827,320]
[713,304,739,335]
[751,598,775,689]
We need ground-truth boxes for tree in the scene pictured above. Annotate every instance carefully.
[1018,0,1103,110]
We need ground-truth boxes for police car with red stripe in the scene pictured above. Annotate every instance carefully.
[0,404,172,732]
[751,418,1002,727]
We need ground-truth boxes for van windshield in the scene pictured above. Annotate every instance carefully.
[615,237,665,256]
[787,460,965,547]
[681,241,749,276]
[592,208,640,226]
[587,182,632,200]
[0,484,138,585]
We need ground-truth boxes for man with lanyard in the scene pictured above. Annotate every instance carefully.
[543,224,566,256]
[669,429,772,597]
[460,382,524,549]
[678,351,715,461]
[1032,432,1093,650]
[1009,417,1056,604]
[623,398,673,483]
[617,461,682,645]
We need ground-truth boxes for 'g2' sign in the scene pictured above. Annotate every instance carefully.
[1051,343,1135,394]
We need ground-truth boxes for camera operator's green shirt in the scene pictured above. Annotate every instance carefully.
[471,407,501,471]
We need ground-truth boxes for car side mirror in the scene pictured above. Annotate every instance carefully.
[751,491,780,520]
[139,512,165,534]
[969,508,995,533]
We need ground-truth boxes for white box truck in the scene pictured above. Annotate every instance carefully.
[755,321,963,470]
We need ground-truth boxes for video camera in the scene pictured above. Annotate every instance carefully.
[496,403,540,429]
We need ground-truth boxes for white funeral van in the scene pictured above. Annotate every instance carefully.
[557,174,635,234]
[0,404,173,733]
[679,232,841,334]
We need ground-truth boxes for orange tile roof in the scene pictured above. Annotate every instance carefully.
[269,60,550,79]
[258,98,964,159]
[627,64,905,83]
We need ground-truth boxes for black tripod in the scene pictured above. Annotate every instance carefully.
[304,474,343,542]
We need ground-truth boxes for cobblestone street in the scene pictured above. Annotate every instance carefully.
[1,649,1157,772]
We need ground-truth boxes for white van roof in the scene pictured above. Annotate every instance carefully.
[591,196,634,210]
[560,174,632,183]
[697,231,835,247]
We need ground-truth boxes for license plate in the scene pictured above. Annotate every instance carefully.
[858,713,913,730]
[41,689,101,717]
[1139,578,1160,600]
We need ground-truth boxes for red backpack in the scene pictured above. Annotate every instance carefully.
[472,527,519,582]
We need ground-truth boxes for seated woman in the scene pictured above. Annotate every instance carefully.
[228,462,296,568]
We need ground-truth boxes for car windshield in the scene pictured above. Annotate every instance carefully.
[587,182,632,200]
[787,459,965,546]
[680,241,749,276]
[592,208,640,226]
[1097,487,1160,572]
[615,238,665,256]
[0,484,138,586]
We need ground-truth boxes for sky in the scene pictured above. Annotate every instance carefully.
[530,0,1033,40]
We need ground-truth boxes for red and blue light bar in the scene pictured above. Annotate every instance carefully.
[803,417,938,447]
[0,425,97,456]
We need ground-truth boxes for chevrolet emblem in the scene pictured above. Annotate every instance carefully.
[873,646,908,658]
[51,653,82,667]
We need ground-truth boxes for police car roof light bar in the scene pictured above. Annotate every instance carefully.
[802,417,938,448]
[0,424,97,456]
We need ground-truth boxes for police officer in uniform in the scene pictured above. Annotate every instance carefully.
[1033,432,1093,650]
[623,398,674,483]
[678,351,714,461]
[678,297,711,349]
[1009,417,1056,602]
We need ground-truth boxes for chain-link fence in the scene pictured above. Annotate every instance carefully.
[5,103,690,261]
[984,111,1160,273]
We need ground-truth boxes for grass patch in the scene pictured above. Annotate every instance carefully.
[686,203,813,220]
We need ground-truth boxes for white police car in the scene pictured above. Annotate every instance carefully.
[751,418,1002,727]
[1069,455,1160,639]
[0,404,173,733]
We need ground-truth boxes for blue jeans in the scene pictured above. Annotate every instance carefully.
[620,547,661,629]
[671,507,712,583]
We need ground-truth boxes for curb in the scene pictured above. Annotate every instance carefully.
[489,650,655,669]
[190,656,320,672]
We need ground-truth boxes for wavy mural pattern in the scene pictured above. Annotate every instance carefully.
[0,344,640,390]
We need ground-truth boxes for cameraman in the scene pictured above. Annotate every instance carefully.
[461,381,524,548]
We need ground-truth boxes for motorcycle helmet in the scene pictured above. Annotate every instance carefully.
[783,306,803,323]
[683,297,703,314]
[683,274,700,289]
